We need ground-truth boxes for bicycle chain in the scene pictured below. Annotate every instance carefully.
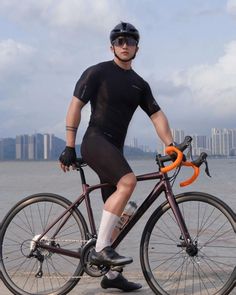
[40,238,89,243]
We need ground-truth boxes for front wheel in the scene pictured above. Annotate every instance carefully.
[140,192,236,295]
[0,193,88,295]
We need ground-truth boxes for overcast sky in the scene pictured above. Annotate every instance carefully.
[0,0,236,149]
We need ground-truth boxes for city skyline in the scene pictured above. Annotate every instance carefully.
[1,127,236,161]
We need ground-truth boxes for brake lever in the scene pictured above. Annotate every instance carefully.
[204,160,211,177]
[186,145,193,161]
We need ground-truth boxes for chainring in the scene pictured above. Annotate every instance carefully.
[80,238,110,277]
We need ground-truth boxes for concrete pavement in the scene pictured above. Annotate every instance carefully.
[0,271,154,294]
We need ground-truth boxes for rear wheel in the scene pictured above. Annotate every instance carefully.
[0,193,88,295]
[140,192,236,295]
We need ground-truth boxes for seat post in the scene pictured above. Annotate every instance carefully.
[78,167,86,185]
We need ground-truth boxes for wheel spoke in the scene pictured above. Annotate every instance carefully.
[141,193,236,295]
[0,194,86,294]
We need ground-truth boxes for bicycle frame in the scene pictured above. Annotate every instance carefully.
[113,171,193,248]
[35,165,193,259]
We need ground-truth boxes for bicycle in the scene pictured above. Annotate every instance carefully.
[0,136,235,295]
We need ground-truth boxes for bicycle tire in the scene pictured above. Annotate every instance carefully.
[0,193,88,295]
[140,192,236,295]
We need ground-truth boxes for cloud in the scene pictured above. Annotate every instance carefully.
[171,40,236,119]
[0,0,51,24]
[0,37,92,139]
[0,0,123,32]
[0,39,36,118]
[49,0,122,30]
[227,0,236,17]
[0,39,35,79]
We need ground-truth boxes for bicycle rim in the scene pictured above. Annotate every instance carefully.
[140,192,236,295]
[0,193,88,295]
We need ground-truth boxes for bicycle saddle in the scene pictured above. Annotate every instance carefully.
[75,158,87,168]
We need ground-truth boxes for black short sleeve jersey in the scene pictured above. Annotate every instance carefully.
[74,60,161,146]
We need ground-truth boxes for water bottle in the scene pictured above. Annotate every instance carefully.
[112,201,137,240]
[121,201,137,222]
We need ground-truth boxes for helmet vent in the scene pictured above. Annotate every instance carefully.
[122,22,127,31]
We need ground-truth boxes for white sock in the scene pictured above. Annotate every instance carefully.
[106,270,119,280]
[96,210,120,252]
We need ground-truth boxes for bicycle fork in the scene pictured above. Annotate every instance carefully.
[164,177,198,257]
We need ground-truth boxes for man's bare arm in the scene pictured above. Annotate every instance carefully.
[150,110,173,146]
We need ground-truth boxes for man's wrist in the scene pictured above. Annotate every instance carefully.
[168,142,177,147]
[66,146,75,150]
[66,140,76,148]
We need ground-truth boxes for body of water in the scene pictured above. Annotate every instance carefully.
[0,158,235,218]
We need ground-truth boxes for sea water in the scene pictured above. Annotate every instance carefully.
[0,158,235,219]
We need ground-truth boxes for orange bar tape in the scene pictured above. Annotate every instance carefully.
[180,161,200,187]
[160,146,183,173]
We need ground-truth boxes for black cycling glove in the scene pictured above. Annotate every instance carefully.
[168,142,178,161]
[59,146,77,166]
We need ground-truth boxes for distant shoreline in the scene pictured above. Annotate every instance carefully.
[1,155,236,162]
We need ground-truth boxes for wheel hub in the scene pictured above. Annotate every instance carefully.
[186,243,198,257]
[30,234,52,258]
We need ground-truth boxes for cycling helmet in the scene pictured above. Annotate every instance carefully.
[110,22,140,44]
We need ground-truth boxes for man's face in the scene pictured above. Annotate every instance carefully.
[111,36,138,62]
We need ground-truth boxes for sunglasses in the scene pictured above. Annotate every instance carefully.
[112,37,137,47]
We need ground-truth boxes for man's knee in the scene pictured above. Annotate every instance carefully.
[117,173,137,194]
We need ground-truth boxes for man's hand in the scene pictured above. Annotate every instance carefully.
[59,146,77,172]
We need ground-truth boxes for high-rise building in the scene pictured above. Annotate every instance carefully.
[44,134,55,160]
[222,129,230,156]
[211,128,221,155]
[192,134,209,156]
[16,135,29,160]
[211,128,236,156]
[35,133,44,160]
[171,129,185,143]
[44,134,50,160]
[0,139,3,160]
[15,133,52,160]
[28,135,36,160]
[228,129,236,156]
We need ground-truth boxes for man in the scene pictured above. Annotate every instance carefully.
[59,22,173,292]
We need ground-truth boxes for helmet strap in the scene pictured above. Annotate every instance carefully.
[113,47,137,62]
